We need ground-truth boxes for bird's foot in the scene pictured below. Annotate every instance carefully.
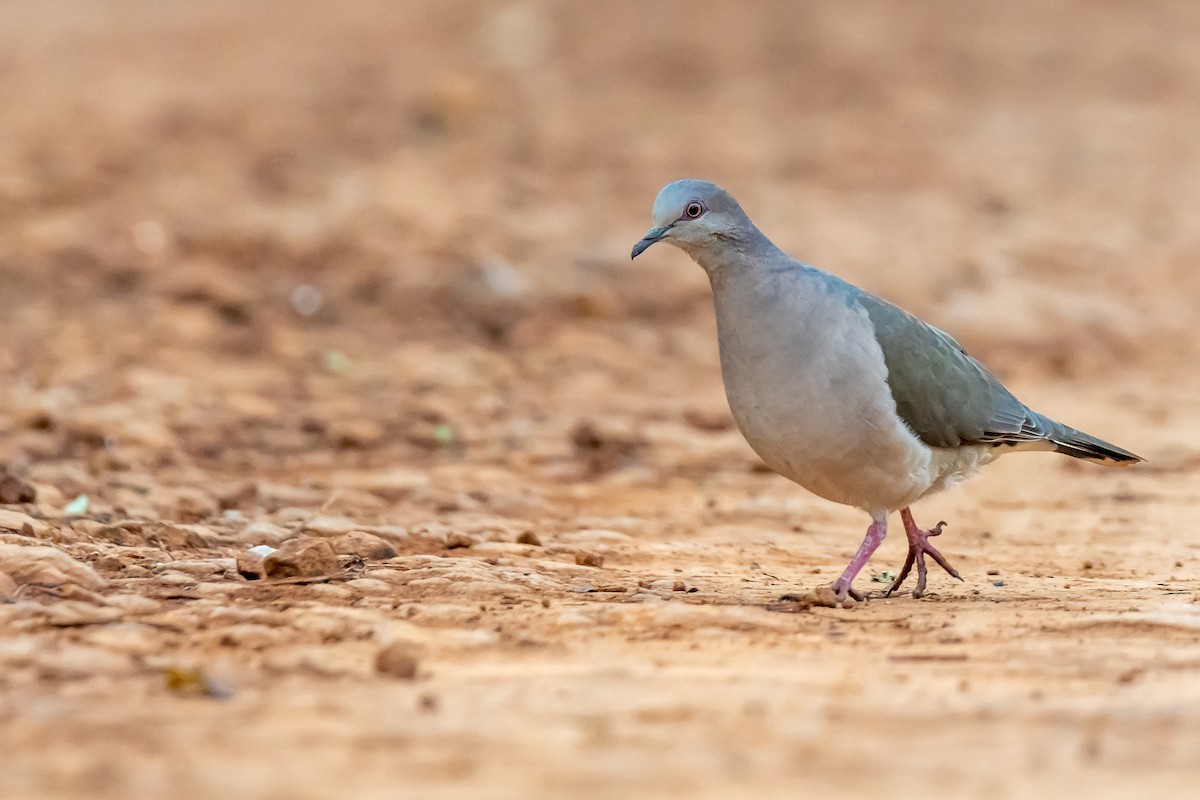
[884,519,963,599]
[829,580,866,603]
[777,582,864,606]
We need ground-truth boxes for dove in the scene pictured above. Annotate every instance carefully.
[632,179,1141,600]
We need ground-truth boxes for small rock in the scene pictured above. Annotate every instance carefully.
[446,532,474,549]
[0,469,37,504]
[0,544,107,590]
[516,531,542,546]
[809,586,840,608]
[672,580,687,592]
[237,520,294,547]
[155,570,199,587]
[91,524,144,547]
[332,531,397,560]
[328,418,385,449]
[263,537,339,579]
[375,641,420,680]
[236,549,267,580]
[0,509,51,538]
[575,552,604,568]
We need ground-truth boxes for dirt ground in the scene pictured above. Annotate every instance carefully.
[2,2,1199,798]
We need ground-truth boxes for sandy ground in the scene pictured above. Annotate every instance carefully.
[2,2,1200,798]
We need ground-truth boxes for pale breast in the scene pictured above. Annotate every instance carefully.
[711,267,935,514]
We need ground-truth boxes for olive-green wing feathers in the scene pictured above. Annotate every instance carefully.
[856,293,1140,464]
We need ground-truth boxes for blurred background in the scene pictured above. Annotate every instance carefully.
[4,0,1198,378]
[3,0,1195,479]
[0,2,1197,798]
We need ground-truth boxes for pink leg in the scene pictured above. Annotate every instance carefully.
[828,518,888,601]
[884,507,963,599]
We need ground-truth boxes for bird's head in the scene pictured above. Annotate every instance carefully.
[631,180,752,260]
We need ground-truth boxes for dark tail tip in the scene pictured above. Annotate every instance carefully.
[1053,437,1143,466]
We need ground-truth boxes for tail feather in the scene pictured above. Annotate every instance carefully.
[1048,421,1142,466]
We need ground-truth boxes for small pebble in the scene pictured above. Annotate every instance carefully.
[0,470,36,504]
[575,552,604,568]
[516,531,542,546]
[236,550,267,580]
[375,642,420,680]
[446,532,474,549]
[332,531,397,560]
[263,538,339,579]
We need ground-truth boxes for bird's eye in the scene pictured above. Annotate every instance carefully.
[684,201,705,219]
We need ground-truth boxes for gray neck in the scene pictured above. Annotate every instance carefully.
[681,225,791,287]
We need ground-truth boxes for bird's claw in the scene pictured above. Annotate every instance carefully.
[884,520,961,599]
[829,581,865,603]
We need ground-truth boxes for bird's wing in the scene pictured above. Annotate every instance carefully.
[854,292,1051,449]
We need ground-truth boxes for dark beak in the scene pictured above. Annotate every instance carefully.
[631,226,671,259]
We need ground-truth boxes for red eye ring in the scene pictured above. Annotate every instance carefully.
[684,201,705,219]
